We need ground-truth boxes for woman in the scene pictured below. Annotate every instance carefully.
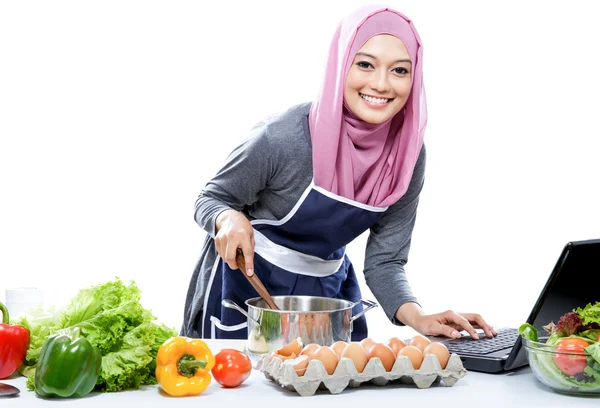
[181,5,497,342]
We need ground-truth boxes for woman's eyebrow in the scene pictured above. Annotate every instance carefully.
[355,51,412,64]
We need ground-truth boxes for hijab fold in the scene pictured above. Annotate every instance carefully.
[309,5,427,208]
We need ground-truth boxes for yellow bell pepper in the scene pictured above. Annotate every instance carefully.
[156,336,215,397]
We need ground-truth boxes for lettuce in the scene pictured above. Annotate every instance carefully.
[577,302,600,327]
[519,302,600,392]
[14,278,177,393]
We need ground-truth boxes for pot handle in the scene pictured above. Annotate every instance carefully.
[349,299,379,323]
[221,299,260,325]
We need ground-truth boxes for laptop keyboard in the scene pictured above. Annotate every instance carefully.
[443,327,519,355]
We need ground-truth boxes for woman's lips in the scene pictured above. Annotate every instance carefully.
[359,93,393,109]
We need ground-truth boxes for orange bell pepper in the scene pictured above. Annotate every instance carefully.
[156,336,215,397]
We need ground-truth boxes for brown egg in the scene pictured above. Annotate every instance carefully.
[275,337,303,357]
[331,341,348,357]
[340,342,369,373]
[313,346,339,375]
[367,343,396,371]
[270,351,297,362]
[409,334,431,352]
[423,342,450,369]
[359,337,376,352]
[299,343,320,360]
[397,345,423,369]
[386,337,407,355]
[283,354,310,376]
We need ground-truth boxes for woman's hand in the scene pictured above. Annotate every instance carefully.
[396,303,498,339]
[215,209,255,276]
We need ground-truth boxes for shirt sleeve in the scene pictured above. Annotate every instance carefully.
[363,145,427,325]
[194,122,273,238]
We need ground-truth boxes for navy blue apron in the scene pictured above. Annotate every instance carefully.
[198,182,386,341]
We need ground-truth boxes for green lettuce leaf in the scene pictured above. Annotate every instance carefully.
[15,278,177,393]
[585,341,600,366]
[576,302,600,326]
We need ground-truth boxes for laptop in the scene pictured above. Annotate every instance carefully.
[430,238,600,374]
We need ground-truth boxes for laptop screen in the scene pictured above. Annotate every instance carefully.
[529,240,600,334]
[504,239,600,371]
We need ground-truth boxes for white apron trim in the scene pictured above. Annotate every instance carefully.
[312,185,388,212]
[251,180,388,228]
[251,182,314,227]
[201,256,221,338]
[210,316,247,339]
[253,229,344,277]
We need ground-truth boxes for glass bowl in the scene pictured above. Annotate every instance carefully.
[522,336,600,395]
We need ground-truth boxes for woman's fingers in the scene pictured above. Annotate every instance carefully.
[460,313,497,338]
[214,210,255,273]
[430,321,462,339]
[442,311,480,340]
[224,240,239,271]
[240,240,255,276]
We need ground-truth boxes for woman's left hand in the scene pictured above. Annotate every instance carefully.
[396,303,498,340]
[413,310,498,339]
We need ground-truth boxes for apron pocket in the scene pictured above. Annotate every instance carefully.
[210,316,248,339]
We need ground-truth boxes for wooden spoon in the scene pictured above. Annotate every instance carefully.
[236,249,280,310]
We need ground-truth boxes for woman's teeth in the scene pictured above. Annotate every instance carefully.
[360,93,390,104]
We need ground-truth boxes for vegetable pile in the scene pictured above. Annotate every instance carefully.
[14,278,178,393]
[519,301,600,391]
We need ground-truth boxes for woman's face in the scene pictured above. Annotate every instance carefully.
[344,34,413,124]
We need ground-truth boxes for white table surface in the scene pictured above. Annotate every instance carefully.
[1,339,598,407]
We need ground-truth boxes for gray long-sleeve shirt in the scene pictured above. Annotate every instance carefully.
[181,102,425,337]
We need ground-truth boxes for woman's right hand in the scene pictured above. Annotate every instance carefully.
[214,209,255,276]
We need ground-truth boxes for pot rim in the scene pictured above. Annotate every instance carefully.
[244,295,357,313]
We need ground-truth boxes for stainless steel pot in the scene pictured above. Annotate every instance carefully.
[222,295,378,355]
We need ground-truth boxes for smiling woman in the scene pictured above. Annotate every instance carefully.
[1,1,599,354]
[345,35,413,124]
[180,4,498,345]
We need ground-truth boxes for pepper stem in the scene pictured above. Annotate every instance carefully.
[0,302,9,324]
[178,354,207,377]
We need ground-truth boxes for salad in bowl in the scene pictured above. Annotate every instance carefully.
[519,301,600,394]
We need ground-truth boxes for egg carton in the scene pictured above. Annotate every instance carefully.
[255,353,467,396]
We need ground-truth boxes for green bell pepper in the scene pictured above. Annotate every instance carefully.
[34,327,102,398]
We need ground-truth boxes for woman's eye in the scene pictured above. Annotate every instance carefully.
[357,61,373,69]
[393,67,409,75]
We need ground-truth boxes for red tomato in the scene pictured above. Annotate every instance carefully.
[553,338,589,376]
[211,349,253,388]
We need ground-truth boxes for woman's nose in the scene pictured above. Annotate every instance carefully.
[370,71,390,93]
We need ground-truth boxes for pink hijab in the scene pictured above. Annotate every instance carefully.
[309,5,427,208]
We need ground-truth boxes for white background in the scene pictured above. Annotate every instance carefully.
[1,0,598,342]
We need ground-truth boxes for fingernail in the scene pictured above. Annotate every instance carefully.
[452,330,461,338]
[473,333,479,340]
[247,268,253,276]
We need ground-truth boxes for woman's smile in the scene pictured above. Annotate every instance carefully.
[359,92,395,109]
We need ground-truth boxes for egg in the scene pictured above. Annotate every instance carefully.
[283,354,310,376]
[270,351,297,362]
[340,342,369,373]
[359,337,375,352]
[409,334,431,352]
[386,337,406,355]
[397,345,423,369]
[423,342,450,369]
[275,337,303,357]
[331,340,347,357]
[299,343,320,360]
[313,346,339,375]
[367,343,396,371]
